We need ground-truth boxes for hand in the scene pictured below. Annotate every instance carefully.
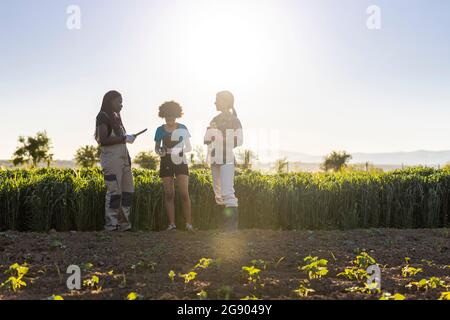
[205,127,218,143]
[157,147,166,157]
[125,134,136,144]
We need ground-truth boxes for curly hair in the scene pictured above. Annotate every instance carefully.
[158,101,183,118]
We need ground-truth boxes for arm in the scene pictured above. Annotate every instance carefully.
[184,136,193,153]
[168,132,192,154]
[98,124,125,147]
[234,118,243,148]
[204,119,218,145]
[154,127,165,156]
[155,141,165,157]
[235,127,244,148]
[204,127,212,145]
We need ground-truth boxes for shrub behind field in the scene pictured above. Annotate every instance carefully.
[0,167,449,232]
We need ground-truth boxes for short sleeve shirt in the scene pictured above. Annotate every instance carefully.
[154,124,191,149]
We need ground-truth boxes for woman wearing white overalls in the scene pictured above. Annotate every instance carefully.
[204,91,243,232]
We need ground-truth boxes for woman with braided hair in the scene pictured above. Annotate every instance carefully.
[95,90,137,232]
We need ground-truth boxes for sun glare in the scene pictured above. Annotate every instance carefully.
[159,0,293,88]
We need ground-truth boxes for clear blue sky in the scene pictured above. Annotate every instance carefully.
[1,0,450,160]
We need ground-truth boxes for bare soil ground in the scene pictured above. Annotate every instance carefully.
[0,229,449,300]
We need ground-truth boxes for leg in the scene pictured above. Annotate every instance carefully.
[220,164,239,232]
[102,159,124,231]
[211,164,226,230]
[120,164,134,231]
[162,177,176,226]
[176,175,192,225]
[220,164,238,208]
[211,164,224,205]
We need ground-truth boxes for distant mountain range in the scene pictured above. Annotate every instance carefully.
[274,150,450,166]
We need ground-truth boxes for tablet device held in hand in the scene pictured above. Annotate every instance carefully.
[134,129,148,137]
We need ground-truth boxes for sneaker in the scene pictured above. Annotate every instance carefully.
[167,224,177,231]
[186,224,195,233]
[119,223,132,232]
[105,225,120,232]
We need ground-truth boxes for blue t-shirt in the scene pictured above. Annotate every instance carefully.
[154,124,191,149]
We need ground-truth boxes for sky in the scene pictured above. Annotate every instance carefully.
[1,0,450,161]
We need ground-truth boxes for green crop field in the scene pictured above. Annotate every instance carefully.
[1,167,449,232]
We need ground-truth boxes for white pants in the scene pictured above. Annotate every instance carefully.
[211,164,238,208]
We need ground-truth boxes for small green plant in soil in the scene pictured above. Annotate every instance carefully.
[300,256,329,280]
[179,272,197,285]
[242,265,262,289]
[406,277,448,291]
[1,263,29,293]
[345,283,381,295]
[83,275,101,291]
[379,292,406,300]
[353,252,377,269]
[293,280,315,298]
[337,267,369,281]
[194,258,213,270]
[197,290,208,300]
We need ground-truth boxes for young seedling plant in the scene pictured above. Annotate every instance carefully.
[127,292,144,300]
[339,252,381,296]
[379,292,406,300]
[241,295,261,300]
[242,265,262,290]
[1,263,29,293]
[406,277,448,292]
[194,258,213,270]
[83,275,102,292]
[179,272,198,290]
[168,270,176,282]
[346,282,381,295]
[439,292,450,300]
[197,290,208,300]
[293,280,315,298]
[299,256,329,280]
[44,295,64,300]
[337,267,369,282]
[401,258,423,278]
[353,252,377,269]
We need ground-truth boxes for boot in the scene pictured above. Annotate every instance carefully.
[222,207,239,233]
[118,208,132,232]
[119,222,132,232]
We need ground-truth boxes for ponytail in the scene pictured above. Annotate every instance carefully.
[231,106,238,117]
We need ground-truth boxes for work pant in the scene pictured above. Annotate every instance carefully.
[211,163,238,208]
[100,144,134,231]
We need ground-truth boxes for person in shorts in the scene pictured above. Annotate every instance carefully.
[154,101,194,232]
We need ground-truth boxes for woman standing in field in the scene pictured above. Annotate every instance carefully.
[154,101,194,232]
[204,91,243,232]
[95,90,137,232]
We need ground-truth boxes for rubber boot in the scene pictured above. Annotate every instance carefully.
[222,207,239,233]
[216,204,226,232]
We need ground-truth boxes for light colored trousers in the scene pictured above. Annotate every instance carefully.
[211,164,238,208]
[100,144,134,231]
